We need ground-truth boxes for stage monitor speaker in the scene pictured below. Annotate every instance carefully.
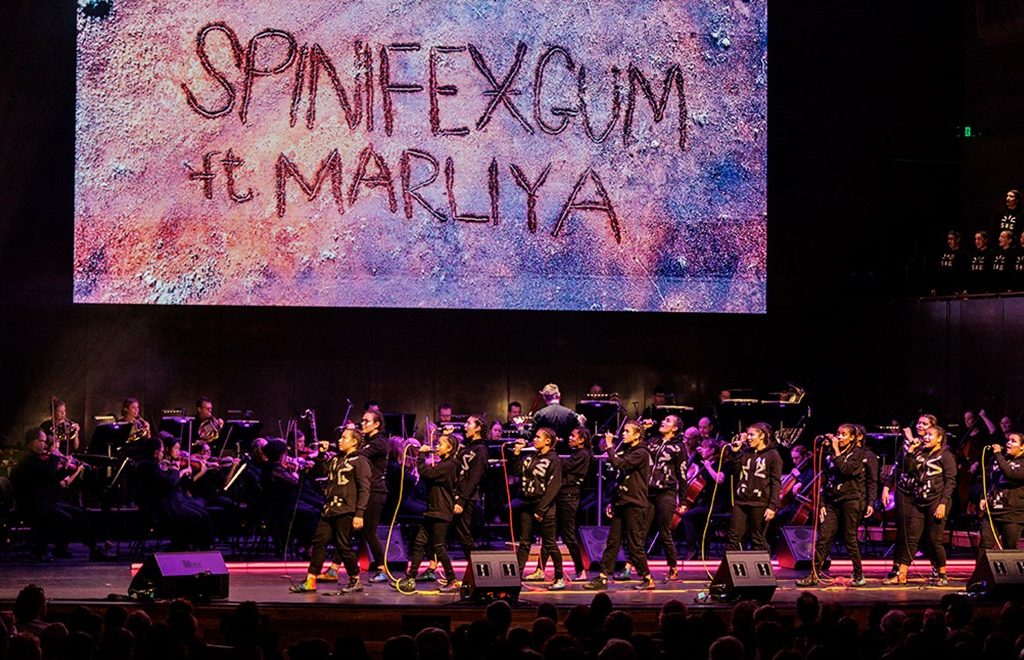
[579,526,626,571]
[462,551,521,604]
[128,551,229,602]
[709,551,777,602]
[968,549,1024,598]
[358,525,408,571]
[775,526,815,570]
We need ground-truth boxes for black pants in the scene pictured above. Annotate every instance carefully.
[308,514,359,578]
[727,503,769,551]
[978,516,1023,555]
[896,500,947,568]
[539,490,584,573]
[407,518,455,581]
[32,502,95,552]
[517,503,563,579]
[451,499,478,561]
[814,499,863,576]
[359,490,387,572]
[645,490,679,568]
[601,505,649,577]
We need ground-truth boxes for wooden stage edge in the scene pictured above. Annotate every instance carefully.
[0,558,1008,650]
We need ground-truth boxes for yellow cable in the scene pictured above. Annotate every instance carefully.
[699,446,729,581]
[981,445,1003,551]
[383,442,416,595]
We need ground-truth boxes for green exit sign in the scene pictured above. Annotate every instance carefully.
[958,125,981,139]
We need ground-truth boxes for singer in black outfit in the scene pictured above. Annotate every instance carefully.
[452,416,489,562]
[513,428,565,591]
[724,422,782,552]
[645,415,687,580]
[586,421,655,591]
[973,432,1024,577]
[884,425,957,585]
[396,431,460,593]
[797,425,866,586]
[358,410,390,583]
[290,427,371,594]
[528,426,593,582]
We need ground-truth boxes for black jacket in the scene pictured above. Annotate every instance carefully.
[907,446,957,508]
[608,444,651,508]
[862,448,880,507]
[648,437,687,495]
[561,447,592,494]
[455,440,489,504]
[518,451,562,516]
[315,451,371,517]
[985,452,1024,523]
[418,453,457,521]
[727,446,782,509]
[10,452,60,517]
[822,445,865,505]
[360,431,389,494]
[533,404,580,441]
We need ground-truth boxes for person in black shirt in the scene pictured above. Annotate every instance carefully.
[973,432,1024,581]
[968,231,994,292]
[998,189,1021,236]
[1015,232,1024,291]
[586,421,655,591]
[528,426,593,582]
[724,422,782,552]
[797,424,866,587]
[396,432,460,593]
[884,425,957,585]
[678,438,728,559]
[290,427,371,594]
[135,435,212,551]
[452,416,489,563]
[644,415,687,581]
[934,230,968,295]
[358,410,390,583]
[991,230,1016,292]
[10,428,104,561]
[512,428,565,591]
[533,384,584,445]
[855,426,880,521]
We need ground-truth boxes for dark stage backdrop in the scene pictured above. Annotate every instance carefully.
[3,2,1018,444]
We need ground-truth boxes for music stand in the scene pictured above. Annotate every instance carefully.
[217,419,263,455]
[158,416,194,452]
[576,400,621,435]
[87,422,132,456]
[384,413,417,437]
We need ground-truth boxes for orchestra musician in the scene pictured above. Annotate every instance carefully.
[528,426,593,583]
[883,425,957,586]
[585,421,654,591]
[395,431,460,593]
[644,415,687,581]
[796,424,866,587]
[533,384,584,444]
[134,434,212,550]
[186,441,241,511]
[41,399,80,454]
[971,432,1024,586]
[724,423,782,552]
[881,414,936,581]
[10,428,107,561]
[290,426,371,594]
[119,398,151,443]
[261,438,318,557]
[677,437,727,559]
[195,396,224,443]
[358,410,390,583]
[513,428,565,591]
[776,445,815,526]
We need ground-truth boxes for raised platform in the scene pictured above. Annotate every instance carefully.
[0,557,996,653]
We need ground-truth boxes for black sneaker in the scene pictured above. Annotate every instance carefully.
[633,575,656,591]
[583,575,608,590]
[795,575,819,587]
[341,577,363,593]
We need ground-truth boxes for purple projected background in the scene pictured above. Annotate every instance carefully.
[74,0,767,312]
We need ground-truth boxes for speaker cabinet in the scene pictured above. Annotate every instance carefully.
[358,525,408,571]
[462,551,521,604]
[709,551,777,602]
[968,550,1024,598]
[579,526,626,571]
[775,526,815,570]
[128,551,229,601]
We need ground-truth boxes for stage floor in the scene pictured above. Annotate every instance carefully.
[0,558,979,610]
